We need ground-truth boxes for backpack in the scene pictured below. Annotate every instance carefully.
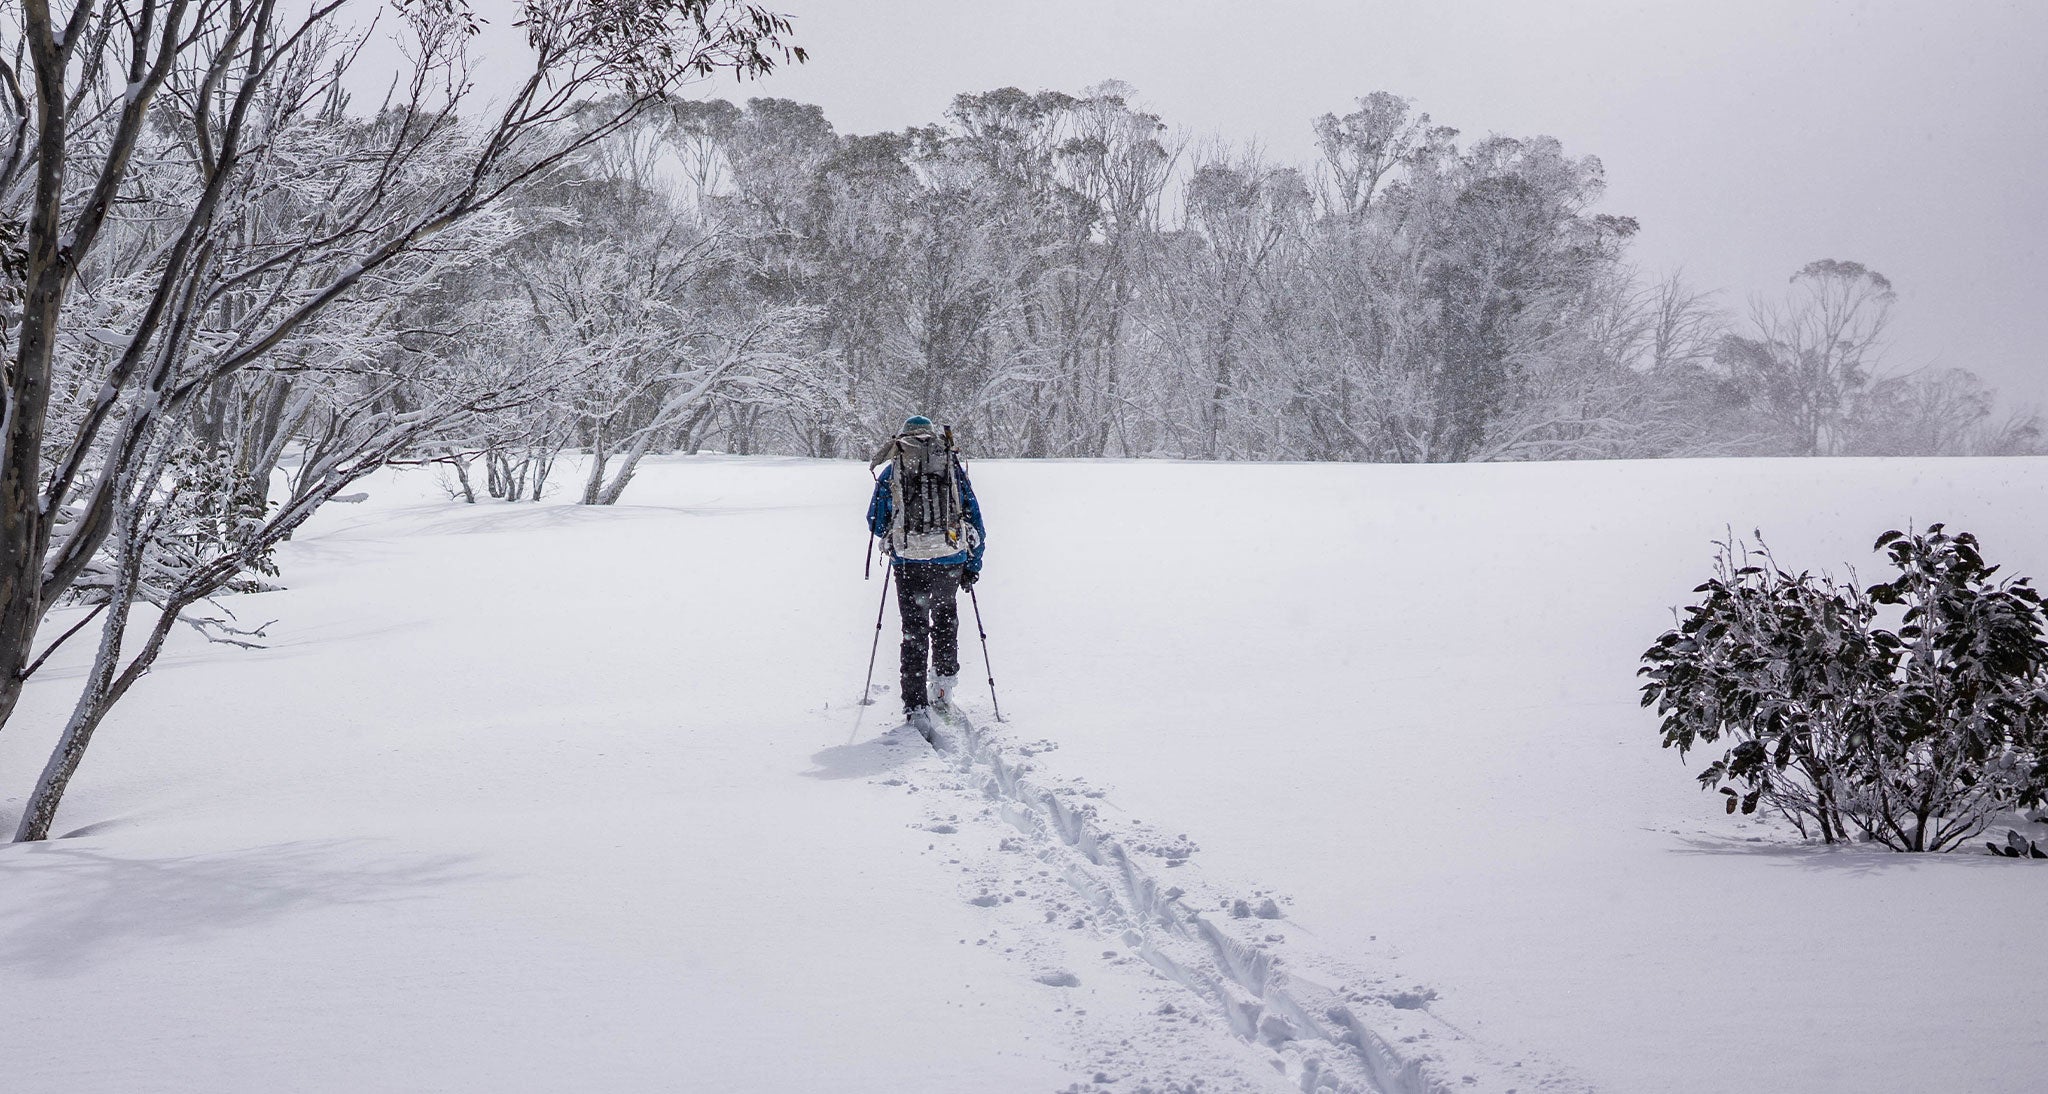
[883,428,972,561]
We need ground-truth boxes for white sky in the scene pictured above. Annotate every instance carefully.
[439,0,2048,408]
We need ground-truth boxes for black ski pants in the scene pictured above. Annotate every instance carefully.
[895,563,962,713]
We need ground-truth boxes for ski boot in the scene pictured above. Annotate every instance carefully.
[930,674,959,717]
[907,706,937,745]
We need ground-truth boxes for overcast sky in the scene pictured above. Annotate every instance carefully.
[448,0,2048,408]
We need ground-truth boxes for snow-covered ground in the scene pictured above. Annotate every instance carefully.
[3,454,2045,1093]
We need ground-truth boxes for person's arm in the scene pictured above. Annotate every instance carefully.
[956,460,985,573]
[867,467,893,540]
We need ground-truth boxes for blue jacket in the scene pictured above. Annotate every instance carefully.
[868,459,985,571]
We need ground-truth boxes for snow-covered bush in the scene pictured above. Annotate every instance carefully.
[159,448,281,594]
[1640,527,2048,851]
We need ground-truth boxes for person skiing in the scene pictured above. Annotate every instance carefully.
[867,415,985,739]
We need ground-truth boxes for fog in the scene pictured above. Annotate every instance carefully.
[345,1,2044,410]
[746,1,2045,408]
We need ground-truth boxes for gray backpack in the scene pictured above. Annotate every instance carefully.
[881,428,971,561]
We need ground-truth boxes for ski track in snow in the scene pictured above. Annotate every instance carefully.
[850,699,1595,1094]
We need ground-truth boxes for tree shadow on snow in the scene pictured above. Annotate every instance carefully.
[21,618,428,684]
[411,501,824,538]
[0,838,482,977]
[1666,833,2028,875]
[802,724,930,781]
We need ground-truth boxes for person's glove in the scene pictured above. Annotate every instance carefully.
[960,569,980,590]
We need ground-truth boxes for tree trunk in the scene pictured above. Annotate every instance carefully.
[13,589,156,842]
[530,444,559,501]
[581,430,610,505]
[0,9,79,741]
[15,465,164,843]
[446,448,478,503]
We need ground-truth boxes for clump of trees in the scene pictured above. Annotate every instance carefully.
[1640,527,2048,852]
[430,87,2038,468]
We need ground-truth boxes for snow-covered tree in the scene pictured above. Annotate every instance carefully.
[1717,260,1896,456]
[0,0,803,840]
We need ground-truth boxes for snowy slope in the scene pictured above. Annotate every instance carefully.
[968,455,2048,1094]
[3,454,2045,1093]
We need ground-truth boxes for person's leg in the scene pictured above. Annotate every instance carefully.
[931,565,963,681]
[896,565,935,714]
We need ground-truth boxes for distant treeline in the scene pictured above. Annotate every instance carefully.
[444,84,2039,468]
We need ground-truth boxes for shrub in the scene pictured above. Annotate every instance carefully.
[1641,526,2048,851]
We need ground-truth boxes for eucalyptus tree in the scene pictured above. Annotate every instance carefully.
[712,97,844,451]
[811,131,917,440]
[1391,135,1630,460]
[1149,148,1311,459]
[1055,83,1175,455]
[1718,259,1897,456]
[1312,91,1440,220]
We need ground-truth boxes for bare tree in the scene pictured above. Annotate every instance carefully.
[1720,259,1896,455]
[1845,367,1996,456]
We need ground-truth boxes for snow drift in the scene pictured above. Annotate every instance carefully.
[3,454,2044,1093]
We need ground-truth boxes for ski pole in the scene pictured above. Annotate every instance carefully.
[859,565,893,700]
[968,585,1004,723]
[850,565,894,742]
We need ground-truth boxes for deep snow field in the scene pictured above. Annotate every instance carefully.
[3,453,2046,1093]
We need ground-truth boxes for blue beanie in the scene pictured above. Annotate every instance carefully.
[902,415,933,431]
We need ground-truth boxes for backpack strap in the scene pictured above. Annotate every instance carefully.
[884,443,909,552]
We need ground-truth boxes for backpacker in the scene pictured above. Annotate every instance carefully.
[881,427,973,561]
